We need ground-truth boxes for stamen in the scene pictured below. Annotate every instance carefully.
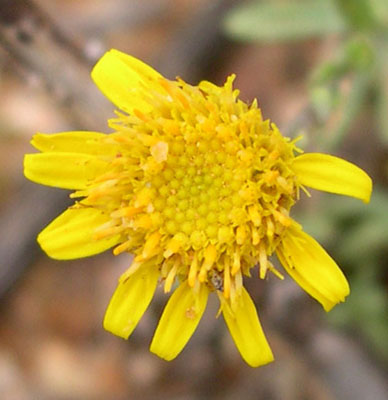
[231,249,241,276]
[259,242,268,279]
[119,257,143,282]
[234,269,243,295]
[248,205,261,226]
[111,206,143,218]
[273,209,291,227]
[188,253,198,287]
[236,225,246,245]
[198,245,217,282]
[113,240,133,255]
[142,231,161,259]
[133,108,150,122]
[164,261,178,293]
[266,218,274,239]
[268,261,284,280]
[163,233,186,258]
[134,187,154,208]
[132,214,153,229]
[252,226,260,245]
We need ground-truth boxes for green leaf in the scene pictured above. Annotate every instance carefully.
[223,0,347,42]
[319,72,370,151]
[337,216,388,262]
[335,0,378,31]
[328,275,388,360]
[370,0,388,26]
[376,69,388,144]
[325,187,388,222]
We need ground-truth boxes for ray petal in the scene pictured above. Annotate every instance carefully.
[31,131,117,155]
[24,152,109,190]
[38,207,120,259]
[91,49,162,114]
[222,288,274,367]
[292,153,372,203]
[150,281,209,361]
[104,264,159,339]
[277,224,349,311]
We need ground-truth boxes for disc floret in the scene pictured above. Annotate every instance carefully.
[24,49,372,367]
[83,75,300,305]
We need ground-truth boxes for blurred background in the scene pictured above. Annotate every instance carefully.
[0,0,387,399]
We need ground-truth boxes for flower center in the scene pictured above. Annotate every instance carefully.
[80,75,301,297]
[152,137,240,241]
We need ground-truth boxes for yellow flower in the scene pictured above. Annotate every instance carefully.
[24,49,372,367]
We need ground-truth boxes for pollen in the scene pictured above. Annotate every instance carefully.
[81,74,299,304]
[25,49,372,367]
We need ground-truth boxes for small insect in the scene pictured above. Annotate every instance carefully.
[209,270,224,291]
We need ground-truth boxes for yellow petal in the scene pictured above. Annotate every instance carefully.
[222,288,274,367]
[104,264,159,339]
[150,281,209,361]
[91,49,161,114]
[277,224,349,311]
[31,131,116,155]
[111,49,162,82]
[38,207,120,259]
[24,152,109,190]
[293,153,372,203]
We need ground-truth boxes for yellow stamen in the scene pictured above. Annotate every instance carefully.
[113,240,133,255]
[235,269,243,296]
[252,226,260,245]
[133,108,150,122]
[119,258,143,281]
[188,254,198,287]
[248,205,261,226]
[142,231,161,259]
[164,261,178,293]
[231,249,241,276]
[163,233,187,259]
[236,225,246,245]
[198,245,217,282]
[111,206,142,218]
[268,261,284,280]
[259,242,268,279]
[132,214,153,229]
[273,209,291,227]
[134,187,154,208]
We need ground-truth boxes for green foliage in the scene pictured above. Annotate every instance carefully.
[223,0,346,42]
[370,0,388,27]
[298,189,388,361]
[375,39,388,143]
[329,273,388,360]
[335,0,377,30]
[223,0,388,360]
[224,0,388,144]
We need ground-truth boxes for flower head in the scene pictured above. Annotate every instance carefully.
[24,49,372,367]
